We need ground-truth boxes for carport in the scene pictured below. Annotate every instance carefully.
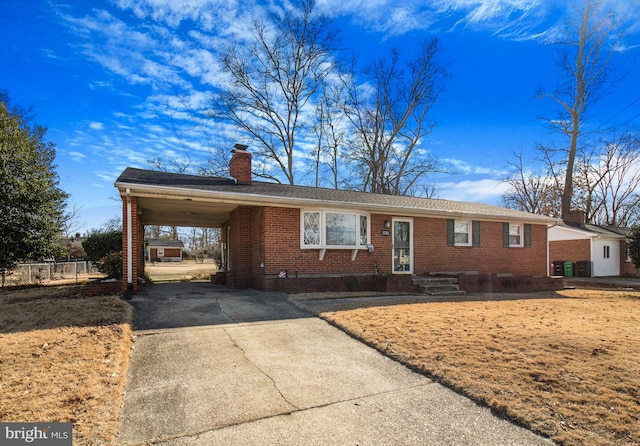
[115,169,241,293]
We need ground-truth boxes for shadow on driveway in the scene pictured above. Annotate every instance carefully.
[129,281,312,330]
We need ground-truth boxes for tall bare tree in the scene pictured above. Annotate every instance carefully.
[312,79,346,189]
[538,0,621,219]
[502,151,561,216]
[584,134,640,226]
[209,0,337,184]
[342,39,447,196]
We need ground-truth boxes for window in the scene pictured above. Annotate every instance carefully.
[509,224,522,246]
[157,248,164,256]
[626,243,633,262]
[301,210,369,249]
[503,223,531,247]
[303,212,321,246]
[454,221,470,245]
[603,245,610,259]
[447,219,481,247]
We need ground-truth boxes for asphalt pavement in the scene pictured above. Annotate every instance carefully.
[117,282,553,445]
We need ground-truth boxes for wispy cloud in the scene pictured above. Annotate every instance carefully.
[88,121,104,130]
[436,178,511,204]
[68,151,87,162]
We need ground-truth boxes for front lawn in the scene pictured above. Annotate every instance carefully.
[321,289,639,446]
[0,286,133,446]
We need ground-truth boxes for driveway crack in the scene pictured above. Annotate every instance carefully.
[221,327,299,412]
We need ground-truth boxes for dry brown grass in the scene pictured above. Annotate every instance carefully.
[320,289,640,446]
[0,286,133,445]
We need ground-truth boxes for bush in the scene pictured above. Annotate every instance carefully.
[83,230,122,262]
[98,252,122,279]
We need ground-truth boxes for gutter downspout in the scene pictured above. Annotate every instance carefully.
[126,188,133,291]
[547,222,560,277]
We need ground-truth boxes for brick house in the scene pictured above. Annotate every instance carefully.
[548,212,638,277]
[115,147,562,294]
[147,239,184,262]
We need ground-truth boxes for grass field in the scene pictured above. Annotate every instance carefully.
[320,289,640,446]
[2,281,638,445]
[0,286,133,446]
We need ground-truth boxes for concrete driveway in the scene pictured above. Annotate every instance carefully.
[117,282,552,445]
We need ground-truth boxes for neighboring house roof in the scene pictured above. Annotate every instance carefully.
[116,167,559,224]
[147,239,185,248]
[549,223,628,239]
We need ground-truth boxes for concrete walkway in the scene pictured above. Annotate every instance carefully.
[117,282,553,445]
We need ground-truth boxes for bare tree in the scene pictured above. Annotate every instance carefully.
[586,134,640,226]
[343,38,447,195]
[502,151,561,216]
[209,0,338,184]
[538,0,621,219]
[312,79,347,189]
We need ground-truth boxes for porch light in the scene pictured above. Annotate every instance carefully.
[384,220,391,227]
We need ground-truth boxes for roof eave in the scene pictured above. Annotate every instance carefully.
[115,181,558,224]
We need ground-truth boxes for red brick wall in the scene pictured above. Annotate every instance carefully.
[121,195,142,292]
[620,240,639,277]
[548,239,591,275]
[225,206,551,290]
[413,219,548,276]
[227,206,254,288]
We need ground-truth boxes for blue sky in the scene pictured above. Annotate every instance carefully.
[2,0,639,233]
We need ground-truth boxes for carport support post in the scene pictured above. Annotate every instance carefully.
[126,188,133,293]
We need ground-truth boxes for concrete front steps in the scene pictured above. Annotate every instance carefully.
[412,276,467,297]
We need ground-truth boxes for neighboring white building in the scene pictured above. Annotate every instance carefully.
[548,224,626,277]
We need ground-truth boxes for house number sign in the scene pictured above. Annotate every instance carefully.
[381,230,391,236]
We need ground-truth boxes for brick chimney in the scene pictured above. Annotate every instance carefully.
[564,209,586,227]
[229,144,252,184]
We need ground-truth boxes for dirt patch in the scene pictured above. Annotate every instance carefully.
[145,261,217,282]
[0,285,133,445]
[319,289,640,446]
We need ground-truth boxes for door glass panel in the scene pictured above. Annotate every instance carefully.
[393,221,411,272]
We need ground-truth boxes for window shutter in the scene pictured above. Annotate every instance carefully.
[524,224,532,248]
[472,220,481,247]
[503,222,510,247]
[446,219,454,246]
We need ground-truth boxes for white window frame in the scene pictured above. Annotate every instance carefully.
[300,209,370,250]
[454,219,472,246]
[509,224,523,247]
[626,243,633,263]
[603,245,610,259]
[157,248,164,257]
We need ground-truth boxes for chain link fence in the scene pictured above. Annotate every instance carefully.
[3,261,100,286]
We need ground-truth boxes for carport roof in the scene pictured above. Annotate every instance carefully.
[115,167,559,226]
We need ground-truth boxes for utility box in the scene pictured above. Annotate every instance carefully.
[576,261,592,277]
[563,261,574,278]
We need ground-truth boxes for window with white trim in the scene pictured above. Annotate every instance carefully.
[603,245,610,259]
[626,243,633,262]
[454,220,471,246]
[509,224,523,247]
[301,210,370,249]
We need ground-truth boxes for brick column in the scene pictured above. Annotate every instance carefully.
[122,194,142,292]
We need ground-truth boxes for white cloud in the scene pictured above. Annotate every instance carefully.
[68,151,87,162]
[88,121,104,130]
[436,178,511,204]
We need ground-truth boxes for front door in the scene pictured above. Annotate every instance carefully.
[393,218,413,273]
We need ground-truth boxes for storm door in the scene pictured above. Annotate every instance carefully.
[393,218,413,273]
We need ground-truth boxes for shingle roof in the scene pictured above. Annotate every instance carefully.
[559,222,629,238]
[116,167,558,223]
[147,239,185,248]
